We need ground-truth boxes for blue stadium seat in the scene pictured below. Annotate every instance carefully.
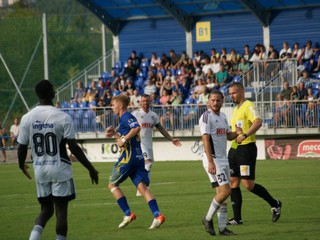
[100,71,109,79]
[61,102,69,108]
[315,71,320,80]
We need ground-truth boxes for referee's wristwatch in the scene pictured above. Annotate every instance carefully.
[242,133,248,139]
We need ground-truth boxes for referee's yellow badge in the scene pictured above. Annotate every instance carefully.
[240,165,250,176]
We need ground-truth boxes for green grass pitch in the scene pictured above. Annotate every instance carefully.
[1,160,319,240]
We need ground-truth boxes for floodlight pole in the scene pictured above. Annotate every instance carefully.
[0,53,30,111]
[43,13,49,80]
[102,23,106,72]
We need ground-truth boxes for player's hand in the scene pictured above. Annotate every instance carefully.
[21,164,32,180]
[116,137,125,148]
[89,168,99,184]
[208,161,216,175]
[235,124,243,135]
[236,134,246,144]
[172,138,182,147]
[105,126,115,138]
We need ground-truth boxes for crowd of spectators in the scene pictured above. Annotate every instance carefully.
[63,40,320,129]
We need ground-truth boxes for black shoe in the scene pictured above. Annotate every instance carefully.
[271,200,282,222]
[227,218,243,225]
[219,228,236,236]
[202,217,216,236]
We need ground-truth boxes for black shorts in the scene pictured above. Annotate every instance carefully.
[228,143,257,180]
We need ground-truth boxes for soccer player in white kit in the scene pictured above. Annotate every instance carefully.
[132,94,181,196]
[199,90,242,236]
[18,80,99,240]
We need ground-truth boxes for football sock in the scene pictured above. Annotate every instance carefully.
[148,199,160,217]
[251,183,278,207]
[56,234,66,240]
[230,187,242,220]
[117,196,131,216]
[29,225,43,240]
[217,202,228,231]
[205,198,221,221]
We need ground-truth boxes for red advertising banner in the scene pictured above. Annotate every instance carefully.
[265,138,320,160]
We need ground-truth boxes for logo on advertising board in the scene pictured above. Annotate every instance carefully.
[297,140,320,158]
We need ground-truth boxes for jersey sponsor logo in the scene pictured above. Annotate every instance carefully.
[32,121,54,130]
[141,123,153,128]
[297,140,320,158]
[216,128,226,135]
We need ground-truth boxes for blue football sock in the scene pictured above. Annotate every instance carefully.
[148,199,160,217]
[117,196,131,216]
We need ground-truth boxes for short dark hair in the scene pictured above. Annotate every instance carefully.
[228,82,244,91]
[35,80,55,100]
[210,90,224,100]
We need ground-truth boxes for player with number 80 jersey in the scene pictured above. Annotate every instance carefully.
[18,105,75,184]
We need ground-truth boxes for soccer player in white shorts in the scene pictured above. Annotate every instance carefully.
[132,94,181,196]
[199,90,242,236]
[18,80,98,240]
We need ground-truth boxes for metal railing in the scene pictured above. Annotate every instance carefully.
[60,102,320,134]
[55,49,115,103]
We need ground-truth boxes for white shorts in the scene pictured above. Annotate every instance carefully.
[202,156,230,188]
[141,144,154,162]
[36,178,76,203]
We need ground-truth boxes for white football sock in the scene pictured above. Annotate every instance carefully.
[205,198,221,221]
[29,225,43,240]
[217,202,228,231]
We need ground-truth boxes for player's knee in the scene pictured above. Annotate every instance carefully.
[242,180,254,191]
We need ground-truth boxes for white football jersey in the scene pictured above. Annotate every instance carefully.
[199,109,231,165]
[132,108,159,149]
[18,106,75,183]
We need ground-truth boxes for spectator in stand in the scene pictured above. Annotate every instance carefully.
[159,88,171,105]
[210,48,220,63]
[249,49,260,63]
[118,75,126,92]
[296,82,308,127]
[123,79,135,96]
[220,55,231,73]
[10,117,19,148]
[228,49,240,63]
[297,70,311,84]
[315,84,320,101]
[242,44,252,62]
[194,68,204,82]
[194,50,201,63]
[229,54,239,77]
[202,57,213,75]
[103,89,113,107]
[194,78,207,96]
[97,78,107,99]
[205,68,215,83]
[169,49,180,69]
[156,71,164,85]
[86,81,99,103]
[211,56,220,74]
[74,81,87,103]
[220,47,228,60]
[274,93,289,128]
[279,41,292,60]
[150,93,160,106]
[281,81,293,101]
[312,46,320,72]
[178,51,189,67]
[144,80,157,96]
[148,70,156,84]
[129,50,141,68]
[267,45,279,59]
[161,53,171,70]
[110,84,120,96]
[0,123,8,162]
[123,58,137,79]
[258,45,267,60]
[130,89,141,108]
[306,88,316,127]
[177,76,190,101]
[109,69,118,83]
[292,42,302,60]
[297,58,306,77]
[150,52,161,68]
[215,65,229,88]
[301,40,313,62]
[198,87,209,105]
[237,57,250,77]
[160,76,173,96]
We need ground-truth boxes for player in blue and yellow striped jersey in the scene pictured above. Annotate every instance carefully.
[106,94,165,229]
